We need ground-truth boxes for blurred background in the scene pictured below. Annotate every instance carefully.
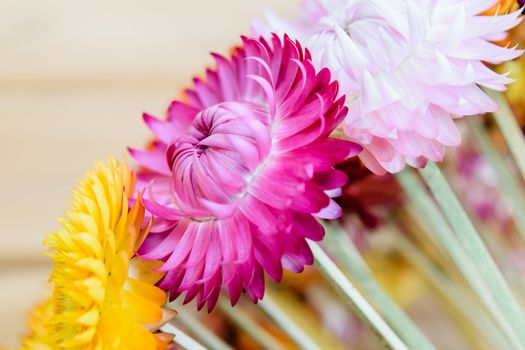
[0,1,299,347]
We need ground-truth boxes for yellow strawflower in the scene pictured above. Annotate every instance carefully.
[20,299,55,350]
[21,159,175,350]
[483,0,519,15]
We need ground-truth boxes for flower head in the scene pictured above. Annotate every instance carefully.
[20,299,54,350]
[483,0,520,15]
[499,13,525,127]
[33,159,175,350]
[130,35,361,310]
[499,56,525,126]
[483,1,521,45]
[335,158,404,229]
[254,0,523,174]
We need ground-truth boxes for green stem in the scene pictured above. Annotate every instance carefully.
[387,227,508,349]
[322,224,435,350]
[477,225,525,301]
[486,89,525,182]
[309,241,409,350]
[217,298,287,350]
[161,322,208,350]
[467,117,525,240]
[419,161,525,348]
[172,310,233,350]
[258,292,323,350]
[397,169,519,349]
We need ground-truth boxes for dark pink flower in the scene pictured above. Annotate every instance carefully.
[130,35,361,310]
[335,158,405,229]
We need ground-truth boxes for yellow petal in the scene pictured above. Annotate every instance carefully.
[76,307,100,326]
[124,322,158,350]
[59,326,95,347]
[128,258,165,285]
[76,258,107,281]
[74,232,103,259]
[125,277,167,306]
[122,290,163,325]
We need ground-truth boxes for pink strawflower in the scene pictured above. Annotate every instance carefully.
[253,0,523,174]
[129,35,361,310]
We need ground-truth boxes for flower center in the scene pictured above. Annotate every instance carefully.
[169,101,272,213]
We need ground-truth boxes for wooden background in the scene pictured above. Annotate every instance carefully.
[0,1,298,347]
